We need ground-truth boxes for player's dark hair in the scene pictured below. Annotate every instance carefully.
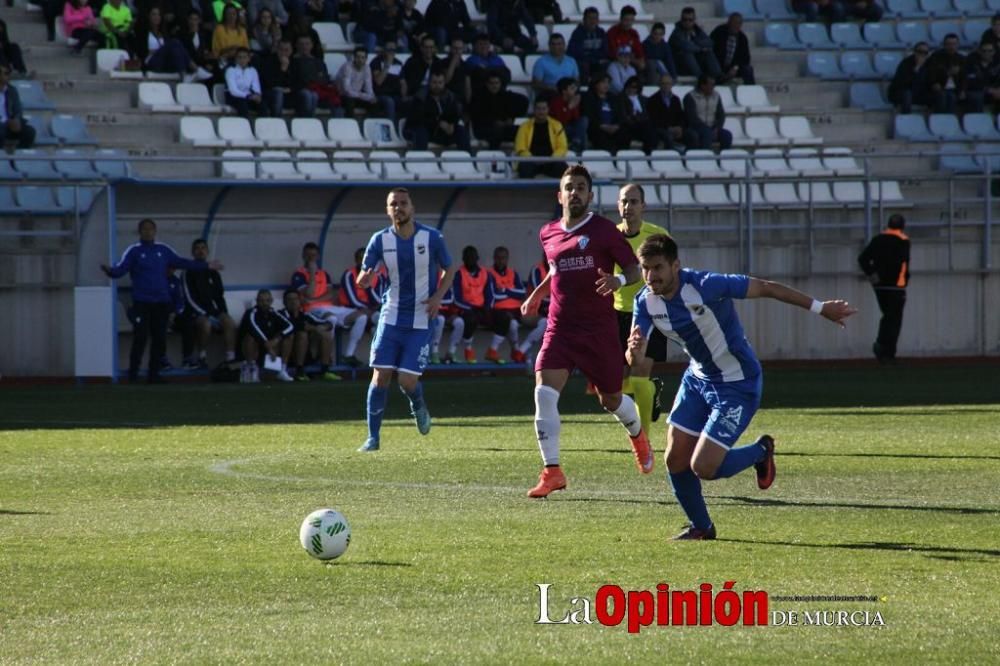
[494,245,508,256]
[137,218,157,232]
[619,5,636,19]
[561,164,592,192]
[462,245,479,262]
[887,214,906,230]
[621,183,645,203]
[302,241,320,253]
[283,288,298,300]
[191,237,207,251]
[388,187,410,197]
[638,234,678,263]
[257,288,271,297]
[556,77,577,93]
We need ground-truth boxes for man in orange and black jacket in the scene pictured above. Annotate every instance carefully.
[858,214,910,363]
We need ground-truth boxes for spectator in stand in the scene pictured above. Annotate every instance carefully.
[927,33,965,114]
[0,65,35,149]
[532,33,579,98]
[643,21,678,82]
[647,73,687,152]
[549,76,587,152]
[606,5,646,76]
[212,3,249,65]
[683,74,732,151]
[248,0,288,27]
[250,8,282,57]
[100,218,223,384]
[291,35,341,113]
[225,47,265,116]
[981,13,1000,50]
[710,12,754,85]
[357,0,400,53]
[961,41,1000,113]
[408,71,470,150]
[99,0,135,52]
[425,0,475,47]
[284,14,325,58]
[300,0,337,23]
[262,39,313,116]
[669,7,721,79]
[452,245,489,363]
[178,10,220,79]
[402,35,447,100]
[515,97,568,179]
[279,288,340,381]
[137,6,212,80]
[371,41,406,123]
[488,0,538,55]
[792,0,846,23]
[292,242,370,367]
[608,44,638,94]
[443,38,472,106]
[400,0,426,51]
[526,0,563,25]
[584,71,629,153]
[62,0,103,54]
[181,238,237,369]
[568,6,608,83]
[466,33,510,96]
[846,0,883,22]
[485,245,536,363]
[618,75,658,153]
[470,72,527,149]
[338,46,379,117]
[888,42,931,114]
[238,289,294,382]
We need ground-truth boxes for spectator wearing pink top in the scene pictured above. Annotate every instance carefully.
[62,0,104,53]
[337,46,379,117]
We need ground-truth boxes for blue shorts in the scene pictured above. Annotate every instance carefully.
[370,323,431,376]
[668,369,762,449]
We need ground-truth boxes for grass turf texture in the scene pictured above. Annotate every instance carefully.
[1,365,999,664]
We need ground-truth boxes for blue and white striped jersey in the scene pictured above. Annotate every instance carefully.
[362,222,452,330]
[633,269,762,383]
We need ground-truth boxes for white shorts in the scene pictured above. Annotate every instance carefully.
[308,305,361,327]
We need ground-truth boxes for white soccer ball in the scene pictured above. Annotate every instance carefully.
[299,508,351,561]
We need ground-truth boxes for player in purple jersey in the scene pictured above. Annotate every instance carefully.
[520,165,652,499]
[627,234,857,540]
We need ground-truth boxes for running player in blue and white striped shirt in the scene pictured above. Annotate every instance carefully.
[356,188,456,452]
[627,234,857,540]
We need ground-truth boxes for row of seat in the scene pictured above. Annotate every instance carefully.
[0,185,99,215]
[766,19,987,51]
[10,80,54,111]
[0,148,130,181]
[19,113,97,146]
[180,113,819,151]
[731,0,1000,20]
[895,112,1000,141]
[215,145,868,182]
[596,181,906,207]
[807,50,912,81]
[938,143,1000,171]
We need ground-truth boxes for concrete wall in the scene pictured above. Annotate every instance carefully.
[4,183,999,377]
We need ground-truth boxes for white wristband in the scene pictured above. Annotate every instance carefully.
[616,274,628,287]
[809,299,824,314]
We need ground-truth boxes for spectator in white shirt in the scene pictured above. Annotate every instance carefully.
[225,47,265,118]
[337,46,378,117]
[608,45,638,94]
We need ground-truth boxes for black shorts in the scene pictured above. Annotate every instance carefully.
[617,310,667,363]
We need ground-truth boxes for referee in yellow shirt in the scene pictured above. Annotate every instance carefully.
[613,183,671,437]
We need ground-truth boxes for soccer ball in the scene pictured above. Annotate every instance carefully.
[299,508,351,561]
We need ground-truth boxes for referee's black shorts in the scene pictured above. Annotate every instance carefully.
[617,310,667,363]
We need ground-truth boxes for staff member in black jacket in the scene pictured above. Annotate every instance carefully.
[858,215,910,363]
[182,238,237,369]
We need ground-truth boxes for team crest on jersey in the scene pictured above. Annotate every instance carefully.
[577,235,590,250]
[719,405,744,435]
[417,244,426,255]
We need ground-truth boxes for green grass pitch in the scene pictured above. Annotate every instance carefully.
[1,365,999,664]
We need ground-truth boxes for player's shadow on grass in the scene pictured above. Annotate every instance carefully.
[807,408,1000,417]
[721,538,1000,561]
[715,495,998,516]
[0,509,52,516]
[779,451,1000,461]
[331,560,413,568]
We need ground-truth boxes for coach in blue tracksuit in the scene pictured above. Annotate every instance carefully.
[101,218,224,384]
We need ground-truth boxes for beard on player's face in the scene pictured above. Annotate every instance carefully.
[567,200,587,217]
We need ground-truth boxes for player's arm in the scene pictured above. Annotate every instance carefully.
[521,270,551,316]
[595,262,641,296]
[625,297,652,365]
[424,263,457,317]
[357,236,382,289]
[745,278,857,328]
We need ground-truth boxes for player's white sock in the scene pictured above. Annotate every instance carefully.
[431,314,445,352]
[448,317,465,354]
[344,314,368,357]
[609,393,642,437]
[489,333,504,351]
[507,319,519,346]
[534,385,562,465]
[518,317,547,353]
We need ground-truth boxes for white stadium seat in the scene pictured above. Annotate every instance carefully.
[328,119,374,148]
[405,150,451,180]
[440,150,485,180]
[218,117,264,148]
[649,150,688,178]
[332,150,379,180]
[138,82,183,112]
[180,116,225,147]
[369,150,415,180]
[259,150,307,180]
[363,118,408,148]
[296,150,341,180]
[255,118,301,148]
[291,118,338,148]
[176,83,226,113]
[221,149,256,179]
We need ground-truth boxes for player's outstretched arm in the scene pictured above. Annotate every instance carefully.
[423,264,458,317]
[521,272,551,316]
[746,278,858,328]
[594,264,642,297]
[625,325,648,366]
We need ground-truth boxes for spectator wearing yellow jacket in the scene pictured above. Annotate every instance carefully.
[514,98,568,179]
